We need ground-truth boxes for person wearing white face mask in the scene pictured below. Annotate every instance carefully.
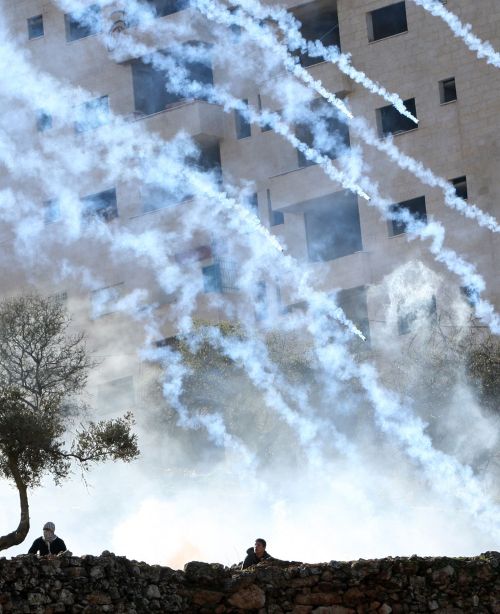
[28,522,67,556]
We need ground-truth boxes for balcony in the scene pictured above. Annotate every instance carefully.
[127,100,224,141]
[269,164,348,212]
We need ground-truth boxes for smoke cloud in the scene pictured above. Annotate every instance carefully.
[1,0,499,567]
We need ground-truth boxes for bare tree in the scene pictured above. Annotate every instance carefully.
[0,295,139,552]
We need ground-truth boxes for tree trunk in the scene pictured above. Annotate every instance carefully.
[0,455,30,551]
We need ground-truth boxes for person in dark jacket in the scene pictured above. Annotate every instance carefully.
[242,538,271,569]
[28,522,67,556]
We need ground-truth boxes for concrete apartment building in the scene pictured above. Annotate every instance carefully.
[3,0,499,408]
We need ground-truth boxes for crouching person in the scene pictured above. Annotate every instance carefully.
[242,538,271,569]
[28,522,67,556]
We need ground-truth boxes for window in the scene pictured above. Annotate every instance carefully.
[292,0,341,67]
[131,45,213,116]
[377,98,417,137]
[143,143,221,211]
[195,142,222,182]
[65,5,100,41]
[36,111,52,132]
[296,104,350,167]
[91,282,124,318]
[367,2,408,42]
[388,196,427,236]
[255,281,267,321]
[235,100,251,139]
[304,190,362,261]
[27,15,44,39]
[143,0,187,17]
[267,189,284,226]
[439,78,457,104]
[248,193,259,216]
[337,286,370,345]
[228,7,242,38]
[257,95,273,132]
[202,261,238,293]
[398,295,436,335]
[460,285,478,306]
[81,188,118,222]
[43,199,60,224]
[75,96,109,133]
[451,176,468,200]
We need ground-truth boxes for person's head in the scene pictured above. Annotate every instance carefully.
[43,522,55,540]
[254,538,266,557]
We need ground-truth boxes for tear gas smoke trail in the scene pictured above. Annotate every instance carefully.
[198,325,358,464]
[352,117,500,234]
[356,181,500,335]
[3,0,500,528]
[0,20,370,465]
[409,0,500,68]
[229,0,418,124]
[3,7,498,340]
[139,43,500,333]
[1,11,496,337]
[195,0,500,234]
[189,0,352,120]
[56,0,499,233]
[308,312,500,541]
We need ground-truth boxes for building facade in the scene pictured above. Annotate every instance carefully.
[3,0,500,409]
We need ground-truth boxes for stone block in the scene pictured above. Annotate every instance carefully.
[295,593,343,606]
[228,584,266,610]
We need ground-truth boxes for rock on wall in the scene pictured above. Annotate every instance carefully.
[0,551,499,613]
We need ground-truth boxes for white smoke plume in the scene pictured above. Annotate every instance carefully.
[409,0,500,68]
[0,0,499,567]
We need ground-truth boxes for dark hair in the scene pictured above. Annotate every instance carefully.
[255,538,266,548]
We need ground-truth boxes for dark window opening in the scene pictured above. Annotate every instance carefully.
[143,0,188,18]
[249,193,259,216]
[337,286,370,346]
[44,199,60,225]
[28,15,44,39]
[305,191,363,261]
[155,336,178,349]
[81,188,118,222]
[292,1,341,67]
[439,77,457,103]
[235,100,251,139]
[368,2,408,42]
[65,5,100,41]
[377,98,417,137]
[36,111,52,132]
[202,261,238,293]
[131,46,213,117]
[460,285,478,306]
[452,176,467,200]
[389,196,427,236]
[195,142,222,182]
[143,142,221,211]
[75,96,109,133]
[267,189,284,226]
[257,95,273,132]
[255,281,267,321]
[202,263,222,293]
[297,104,350,167]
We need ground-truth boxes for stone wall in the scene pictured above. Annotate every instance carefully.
[0,551,499,613]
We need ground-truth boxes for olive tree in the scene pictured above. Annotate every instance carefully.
[0,295,139,551]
